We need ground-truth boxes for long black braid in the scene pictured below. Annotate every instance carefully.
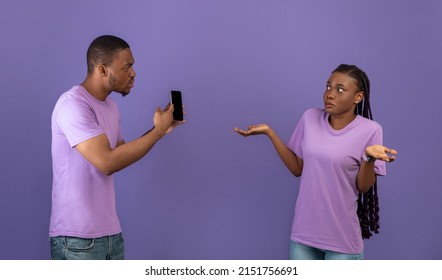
[333,64,380,239]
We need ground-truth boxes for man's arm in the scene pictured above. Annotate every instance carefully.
[75,105,178,176]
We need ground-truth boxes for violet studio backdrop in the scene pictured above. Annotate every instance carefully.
[0,0,441,260]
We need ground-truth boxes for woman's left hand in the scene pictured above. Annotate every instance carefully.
[366,145,398,162]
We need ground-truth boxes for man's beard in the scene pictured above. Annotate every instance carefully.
[109,74,130,97]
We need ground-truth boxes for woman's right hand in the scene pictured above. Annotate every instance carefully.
[233,124,272,137]
[234,123,303,177]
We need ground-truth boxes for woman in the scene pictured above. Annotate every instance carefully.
[234,64,397,260]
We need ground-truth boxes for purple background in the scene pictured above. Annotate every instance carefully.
[1,0,441,260]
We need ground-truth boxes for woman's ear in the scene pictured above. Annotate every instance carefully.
[355,91,365,104]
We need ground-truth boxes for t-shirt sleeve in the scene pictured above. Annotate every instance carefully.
[367,125,387,176]
[55,98,104,148]
[287,111,306,159]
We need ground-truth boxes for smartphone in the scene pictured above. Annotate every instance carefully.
[170,90,184,121]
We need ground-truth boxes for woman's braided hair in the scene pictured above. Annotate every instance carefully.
[332,64,379,239]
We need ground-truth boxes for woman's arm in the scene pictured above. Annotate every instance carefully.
[356,145,397,193]
[234,124,303,177]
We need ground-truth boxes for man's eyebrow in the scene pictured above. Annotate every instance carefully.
[123,62,134,67]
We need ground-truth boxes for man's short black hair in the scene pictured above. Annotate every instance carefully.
[86,35,130,74]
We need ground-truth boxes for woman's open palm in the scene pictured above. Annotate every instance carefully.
[234,124,271,137]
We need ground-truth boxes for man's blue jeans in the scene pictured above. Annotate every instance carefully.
[50,233,124,260]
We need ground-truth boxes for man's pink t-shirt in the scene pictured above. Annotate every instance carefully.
[50,85,123,238]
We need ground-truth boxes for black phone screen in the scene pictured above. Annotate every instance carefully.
[170,90,183,121]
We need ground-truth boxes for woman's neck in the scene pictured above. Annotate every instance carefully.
[328,113,356,130]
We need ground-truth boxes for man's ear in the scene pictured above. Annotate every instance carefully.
[98,65,107,77]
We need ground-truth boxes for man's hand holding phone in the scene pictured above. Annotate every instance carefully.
[153,104,174,136]
[171,90,184,121]
[152,90,185,136]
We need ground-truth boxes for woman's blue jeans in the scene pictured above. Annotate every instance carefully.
[289,241,364,260]
[50,233,124,260]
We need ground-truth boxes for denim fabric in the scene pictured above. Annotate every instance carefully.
[289,240,364,260]
[50,233,124,260]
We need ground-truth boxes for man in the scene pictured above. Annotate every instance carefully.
[49,35,183,259]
